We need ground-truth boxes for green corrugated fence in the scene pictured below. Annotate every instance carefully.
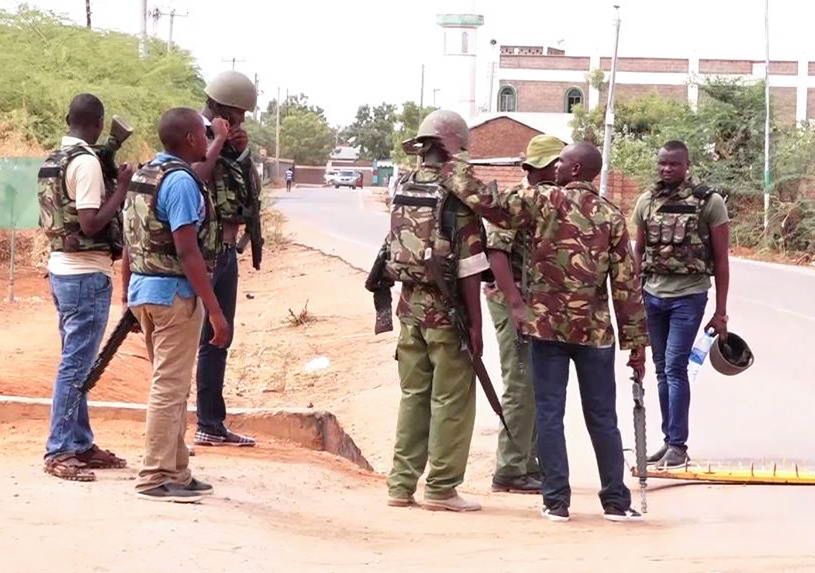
[0,157,44,230]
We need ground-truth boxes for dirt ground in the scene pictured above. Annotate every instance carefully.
[2,216,815,572]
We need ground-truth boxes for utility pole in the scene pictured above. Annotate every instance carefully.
[139,0,148,58]
[85,0,91,29]
[599,5,621,198]
[763,0,772,233]
[275,86,281,180]
[222,57,245,71]
[166,9,188,52]
[253,73,261,121]
[419,64,425,109]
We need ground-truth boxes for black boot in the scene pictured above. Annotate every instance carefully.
[491,474,542,494]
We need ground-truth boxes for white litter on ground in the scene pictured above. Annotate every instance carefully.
[303,356,331,373]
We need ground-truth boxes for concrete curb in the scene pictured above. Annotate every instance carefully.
[0,395,373,472]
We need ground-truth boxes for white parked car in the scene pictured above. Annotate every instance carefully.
[333,170,360,189]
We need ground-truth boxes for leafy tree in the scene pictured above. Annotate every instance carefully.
[279,110,334,164]
[390,101,437,166]
[343,103,397,160]
[0,8,205,160]
[265,93,326,121]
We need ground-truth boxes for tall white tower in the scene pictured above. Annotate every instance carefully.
[436,13,484,120]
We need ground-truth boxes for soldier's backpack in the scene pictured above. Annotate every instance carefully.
[386,169,459,285]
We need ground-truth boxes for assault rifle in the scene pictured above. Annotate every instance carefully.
[80,309,139,393]
[93,115,133,185]
[364,243,394,335]
[425,254,512,438]
[631,369,648,513]
[233,147,263,270]
[92,115,133,260]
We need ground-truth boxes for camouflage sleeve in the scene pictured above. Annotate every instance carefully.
[455,204,490,279]
[608,212,650,350]
[447,159,531,230]
[484,219,516,253]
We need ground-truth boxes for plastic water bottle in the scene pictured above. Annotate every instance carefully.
[687,329,716,383]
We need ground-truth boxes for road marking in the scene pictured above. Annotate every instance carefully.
[732,295,815,322]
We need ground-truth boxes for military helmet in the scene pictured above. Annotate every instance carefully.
[204,71,257,112]
[709,331,754,376]
[416,109,469,152]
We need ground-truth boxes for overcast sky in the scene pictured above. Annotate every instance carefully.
[1,0,810,126]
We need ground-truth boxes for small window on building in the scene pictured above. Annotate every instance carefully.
[565,88,583,113]
[498,86,517,112]
[461,31,469,54]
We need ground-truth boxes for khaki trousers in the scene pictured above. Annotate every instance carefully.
[131,295,204,491]
[387,323,476,500]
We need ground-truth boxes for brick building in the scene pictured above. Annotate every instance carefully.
[493,45,814,126]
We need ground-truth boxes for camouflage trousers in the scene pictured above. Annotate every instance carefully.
[487,297,540,480]
[387,322,476,500]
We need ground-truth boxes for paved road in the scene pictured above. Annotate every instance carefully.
[276,186,815,470]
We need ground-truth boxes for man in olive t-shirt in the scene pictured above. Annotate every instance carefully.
[633,140,730,469]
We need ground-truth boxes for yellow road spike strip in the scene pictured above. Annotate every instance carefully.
[633,463,815,485]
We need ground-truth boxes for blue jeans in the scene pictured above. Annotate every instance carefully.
[196,246,238,435]
[644,291,708,448]
[530,340,630,511]
[46,272,112,458]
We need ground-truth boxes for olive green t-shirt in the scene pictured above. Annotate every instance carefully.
[632,190,729,298]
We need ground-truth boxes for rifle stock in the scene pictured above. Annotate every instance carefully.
[81,309,138,393]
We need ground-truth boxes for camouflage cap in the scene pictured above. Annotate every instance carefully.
[522,135,566,170]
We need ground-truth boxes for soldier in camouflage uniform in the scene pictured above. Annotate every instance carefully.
[632,140,731,469]
[379,110,490,512]
[123,108,229,503]
[39,93,132,482]
[488,135,565,495]
[193,71,259,447]
[447,142,649,522]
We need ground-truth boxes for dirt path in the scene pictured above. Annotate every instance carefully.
[3,417,814,573]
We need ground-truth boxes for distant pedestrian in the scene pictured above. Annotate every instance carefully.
[285,167,294,192]
[39,93,132,482]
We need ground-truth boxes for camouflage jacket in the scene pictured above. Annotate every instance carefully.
[124,157,219,276]
[449,161,649,350]
[392,166,490,329]
[483,177,544,305]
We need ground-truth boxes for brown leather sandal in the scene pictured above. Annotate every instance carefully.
[44,455,96,482]
[76,445,127,469]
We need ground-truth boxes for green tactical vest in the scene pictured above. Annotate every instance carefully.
[124,159,220,277]
[386,169,458,285]
[208,126,252,224]
[38,145,119,256]
[642,182,716,276]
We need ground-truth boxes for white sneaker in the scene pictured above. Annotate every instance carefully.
[603,507,644,522]
[540,505,570,522]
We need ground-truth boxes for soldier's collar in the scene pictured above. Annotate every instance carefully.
[564,180,599,195]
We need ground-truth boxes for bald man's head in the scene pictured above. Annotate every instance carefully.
[158,107,207,162]
[554,142,603,186]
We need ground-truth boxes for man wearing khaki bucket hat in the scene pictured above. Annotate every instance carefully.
[486,134,565,495]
